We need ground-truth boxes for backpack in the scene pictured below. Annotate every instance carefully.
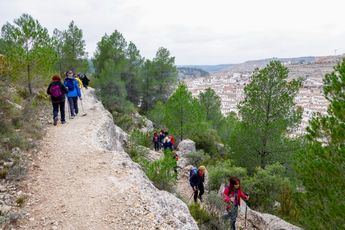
[189,167,198,181]
[66,79,75,92]
[50,84,62,97]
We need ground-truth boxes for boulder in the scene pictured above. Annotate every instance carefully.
[236,201,302,230]
[177,139,196,155]
[133,113,154,133]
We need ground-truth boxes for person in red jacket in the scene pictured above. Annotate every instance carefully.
[223,176,249,230]
[169,134,175,150]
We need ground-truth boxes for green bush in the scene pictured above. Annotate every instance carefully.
[127,144,149,165]
[191,128,221,156]
[188,203,211,224]
[185,150,211,166]
[208,160,247,191]
[130,129,151,148]
[113,112,134,132]
[144,150,177,191]
[207,190,226,213]
[0,168,8,179]
[243,163,293,213]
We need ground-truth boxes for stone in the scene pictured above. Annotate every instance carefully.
[177,139,196,155]
[11,147,21,155]
[0,205,12,214]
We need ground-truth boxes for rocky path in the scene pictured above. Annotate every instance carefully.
[18,89,197,230]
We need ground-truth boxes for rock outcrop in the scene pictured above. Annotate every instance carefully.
[235,200,302,230]
[177,139,196,154]
[91,90,198,229]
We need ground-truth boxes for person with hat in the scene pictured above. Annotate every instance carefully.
[47,75,68,125]
[64,70,81,118]
[189,165,207,202]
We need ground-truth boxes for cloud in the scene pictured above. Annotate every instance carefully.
[1,0,344,65]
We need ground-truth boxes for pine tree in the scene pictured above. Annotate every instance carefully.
[53,21,88,74]
[93,30,127,76]
[294,59,345,229]
[1,14,57,94]
[199,87,223,128]
[141,47,177,113]
[234,61,303,170]
[164,83,205,140]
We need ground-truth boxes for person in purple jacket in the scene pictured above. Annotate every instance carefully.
[64,70,81,118]
[47,75,68,125]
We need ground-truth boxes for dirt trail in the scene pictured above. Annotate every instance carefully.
[19,89,197,230]
[19,89,128,229]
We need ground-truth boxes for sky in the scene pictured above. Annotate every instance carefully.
[0,0,344,65]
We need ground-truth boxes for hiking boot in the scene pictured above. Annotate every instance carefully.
[198,195,203,202]
[61,121,66,124]
[53,117,58,126]
[71,115,75,119]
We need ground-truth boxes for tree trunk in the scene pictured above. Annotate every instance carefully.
[260,152,266,168]
[27,64,32,94]
[180,104,183,141]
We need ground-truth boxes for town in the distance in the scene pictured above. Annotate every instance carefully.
[180,54,343,134]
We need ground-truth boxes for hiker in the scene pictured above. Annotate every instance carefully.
[169,134,175,150]
[158,130,165,150]
[79,73,90,89]
[64,70,81,118]
[223,176,249,230]
[189,165,207,202]
[47,75,68,126]
[153,132,159,151]
[75,73,83,90]
[163,132,173,151]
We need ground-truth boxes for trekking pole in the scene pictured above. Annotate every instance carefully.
[80,88,87,116]
[244,195,250,229]
[80,99,87,116]
[188,192,194,203]
[245,202,248,229]
[66,99,71,120]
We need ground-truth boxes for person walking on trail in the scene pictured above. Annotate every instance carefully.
[75,74,83,90]
[189,165,207,203]
[79,73,90,89]
[153,132,159,151]
[158,130,165,150]
[169,134,175,150]
[223,176,249,230]
[47,75,68,126]
[163,132,173,151]
[64,70,81,118]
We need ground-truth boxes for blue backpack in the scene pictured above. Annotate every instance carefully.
[65,79,75,92]
[189,167,198,182]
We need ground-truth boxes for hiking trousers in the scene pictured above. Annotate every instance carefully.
[223,205,238,230]
[52,101,66,122]
[154,141,159,151]
[193,183,204,202]
[68,97,79,116]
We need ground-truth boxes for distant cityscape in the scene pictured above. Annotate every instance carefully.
[183,55,344,134]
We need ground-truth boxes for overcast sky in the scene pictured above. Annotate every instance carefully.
[0,0,344,65]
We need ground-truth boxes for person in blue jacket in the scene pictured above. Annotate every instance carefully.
[64,70,81,118]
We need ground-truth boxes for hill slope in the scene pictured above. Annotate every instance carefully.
[18,88,197,229]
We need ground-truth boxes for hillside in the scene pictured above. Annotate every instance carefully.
[177,67,209,79]
[17,88,197,229]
